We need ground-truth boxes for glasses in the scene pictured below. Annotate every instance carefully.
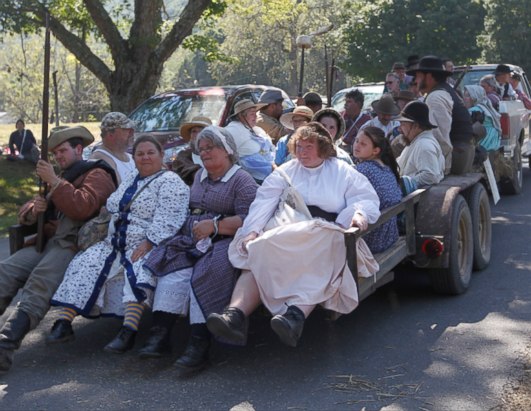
[198,145,215,154]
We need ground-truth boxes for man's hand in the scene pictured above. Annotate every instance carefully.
[36,160,60,186]
[32,196,48,216]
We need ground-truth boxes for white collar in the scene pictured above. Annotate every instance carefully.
[200,164,241,182]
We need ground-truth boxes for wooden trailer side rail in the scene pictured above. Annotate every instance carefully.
[344,189,425,301]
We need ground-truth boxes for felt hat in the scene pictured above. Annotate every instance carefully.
[48,125,95,151]
[280,106,314,130]
[371,96,400,115]
[232,99,267,117]
[395,101,437,129]
[406,55,420,69]
[179,116,213,142]
[100,112,136,130]
[392,62,406,70]
[406,55,452,77]
[258,89,284,105]
[394,90,416,103]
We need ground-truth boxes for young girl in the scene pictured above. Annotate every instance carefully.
[353,126,402,253]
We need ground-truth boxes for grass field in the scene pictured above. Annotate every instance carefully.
[0,122,101,146]
[0,157,39,235]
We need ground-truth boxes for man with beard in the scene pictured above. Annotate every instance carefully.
[407,55,474,175]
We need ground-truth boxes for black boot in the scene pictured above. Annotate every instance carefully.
[174,324,210,376]
[46,320,75,345]
[104,326,137,354]
[206,307,248,345]
[270,305,305,347]
[138,311,177,358]
[0,309,31,373]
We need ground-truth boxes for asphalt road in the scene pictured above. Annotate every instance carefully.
[1,168,531,410]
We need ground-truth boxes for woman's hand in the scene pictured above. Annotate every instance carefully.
[240,231,259,253]
[192,219,215,241]
[351,212,368,231]
[131,240,153,262]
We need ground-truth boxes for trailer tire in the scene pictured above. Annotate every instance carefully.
[430,195,473,295]
[465,183,491,271]
[499,142,523,195]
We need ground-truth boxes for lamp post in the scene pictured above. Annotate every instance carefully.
[295,24,334,98]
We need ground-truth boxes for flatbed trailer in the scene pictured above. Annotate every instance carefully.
[345,173,492,299]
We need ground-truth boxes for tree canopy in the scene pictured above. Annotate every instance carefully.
[0,0,225,113]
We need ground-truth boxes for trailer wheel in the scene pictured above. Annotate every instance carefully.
[465,183,491,271]
[500,142,523,195]
[431,195,473,295]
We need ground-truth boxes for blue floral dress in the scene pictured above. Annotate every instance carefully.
[356,160,402,253]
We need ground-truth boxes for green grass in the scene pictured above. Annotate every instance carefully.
[0,157,39,235]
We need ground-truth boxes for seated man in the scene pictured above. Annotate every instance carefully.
[360,95,401,139]
[0,126,117,373]
[256,89,289,144]
[91,112,136,184]
[396,101,445,192]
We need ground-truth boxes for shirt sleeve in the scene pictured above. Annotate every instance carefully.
[426,91,453,158]
[145,173,190,245]
[410,141,444,187]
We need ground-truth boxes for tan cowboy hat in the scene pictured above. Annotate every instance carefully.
[280,106,314,130]
[232,99,267,118]
[179,116,213,142]
[48,125,94,151]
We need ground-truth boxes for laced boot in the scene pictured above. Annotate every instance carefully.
[104,326,137,354]
[46,320,75,345]
[206,307,248,345]
[0,309,31,373]
[270,305,305,347]
[138,326,172,358]
[174,335,211,377]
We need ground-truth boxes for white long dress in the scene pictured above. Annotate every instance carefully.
[234,157,381,315]
[51,170,189,317]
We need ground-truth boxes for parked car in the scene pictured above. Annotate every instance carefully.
[331,82,385,114]
[454,64,531,194]
[128,85,294,167]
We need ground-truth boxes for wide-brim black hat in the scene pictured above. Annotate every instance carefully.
[406,55,452,77]
[395,101,437,129]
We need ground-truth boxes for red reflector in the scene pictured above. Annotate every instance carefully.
[421,239,444,258]
[500,113,509,138]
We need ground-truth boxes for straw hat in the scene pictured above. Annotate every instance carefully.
[179,116,212,142]
[48,126,94,151]
[232,99,267,118]
[279,106,314,130]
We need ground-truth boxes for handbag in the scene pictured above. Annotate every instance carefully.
[76,170,166,250]
[263,168,312,231]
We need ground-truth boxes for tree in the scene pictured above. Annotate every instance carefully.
[0,0,225,114]
[480,0,531,73]
[207,0,347,96]
[340,0,486,81]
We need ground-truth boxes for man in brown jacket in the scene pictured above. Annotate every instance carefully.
[0,125,117,373]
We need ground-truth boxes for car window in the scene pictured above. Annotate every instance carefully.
[129,94,227,132]
[454,70,494,95]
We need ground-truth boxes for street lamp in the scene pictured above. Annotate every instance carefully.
[295,24,334,97]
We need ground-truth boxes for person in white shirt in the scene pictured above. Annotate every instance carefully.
[91,112,136,184]
[360,95,400,139]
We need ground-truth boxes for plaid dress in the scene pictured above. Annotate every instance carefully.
[144,167,258,318]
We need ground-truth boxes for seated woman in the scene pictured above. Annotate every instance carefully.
[140,126,258,374]
[206,122,380,348]
[312,108,354,164]
[275,105,313,166]
[463,85,501,152]
[353,126,402,253]
[47,136,190,352]
[396,101,445,193]
[479,74,501,111]
[224,99,275,183]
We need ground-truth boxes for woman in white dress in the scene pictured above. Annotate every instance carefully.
[207,122,380,348]
[47,135,189,353]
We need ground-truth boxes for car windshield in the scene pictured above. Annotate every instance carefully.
[453,69,494,95]
[129,93,227,132]
[332,84,384,113]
